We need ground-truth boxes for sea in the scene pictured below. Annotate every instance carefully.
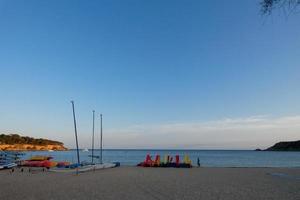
[21,149,300,167]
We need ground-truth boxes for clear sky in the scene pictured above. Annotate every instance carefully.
[0,0,299,149]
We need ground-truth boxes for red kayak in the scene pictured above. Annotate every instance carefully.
[23,160,57,168]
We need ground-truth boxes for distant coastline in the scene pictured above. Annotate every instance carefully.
[0,134,67,151]
[265,140,300,151]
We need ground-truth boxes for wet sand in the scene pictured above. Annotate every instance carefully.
[0,167,299,200]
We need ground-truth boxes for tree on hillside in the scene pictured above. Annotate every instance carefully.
[261,0,300,14]
[0,134,63,145]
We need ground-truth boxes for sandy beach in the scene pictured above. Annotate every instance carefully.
[0,167,299,200]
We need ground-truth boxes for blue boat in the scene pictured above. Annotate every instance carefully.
[0,151,23,170]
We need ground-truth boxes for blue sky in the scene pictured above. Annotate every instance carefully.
[0,0,299,149]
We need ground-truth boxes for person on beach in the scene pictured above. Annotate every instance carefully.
[197,157,201,167]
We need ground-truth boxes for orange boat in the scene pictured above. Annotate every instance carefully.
[22,156,57,168]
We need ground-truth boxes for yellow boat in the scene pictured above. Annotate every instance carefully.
[28,156,53,161]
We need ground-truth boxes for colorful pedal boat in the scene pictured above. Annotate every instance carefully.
[137,154,192,168]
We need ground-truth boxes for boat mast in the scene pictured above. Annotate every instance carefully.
[100,114,103,164]
[91,110,95,164]
[71,101,80,165]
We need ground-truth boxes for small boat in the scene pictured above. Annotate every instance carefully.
[0,162,17,170]
[22,156,57,168]
[22,160,57,168]
[49,162,120,173]
[0,151,22,170]
[83,148,89,152]
[88,155,100,159]
[28,156,53,161]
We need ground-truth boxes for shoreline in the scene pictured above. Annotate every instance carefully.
[11,149,300,168]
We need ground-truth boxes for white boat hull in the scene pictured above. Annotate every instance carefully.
[0,163,17,170]
[49,163,118,173]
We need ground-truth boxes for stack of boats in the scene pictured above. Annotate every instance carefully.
[0,101,120,172]
[21,155,119,172]
[137,154,192,168]
[0,152,119,172]
[21,156,69,168]
[0,151,23,169]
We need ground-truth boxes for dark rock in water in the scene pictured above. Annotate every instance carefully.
[255,148,262,151]
[265,140,300,151]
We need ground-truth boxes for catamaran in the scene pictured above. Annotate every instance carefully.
[50,101,119,173]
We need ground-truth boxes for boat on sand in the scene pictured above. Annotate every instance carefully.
[0,151,22,170]
[50,162,119,173]
[138,154,192,168]
[22,156,58,168]
[50,102,119,173]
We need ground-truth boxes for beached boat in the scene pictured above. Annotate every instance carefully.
[0,162,17,169]
[22,160,57,168]
[22,156,58,168]
[28,156,53,161]
[0,151,22,170]
[49,162,119,173]
[50,107,119,173]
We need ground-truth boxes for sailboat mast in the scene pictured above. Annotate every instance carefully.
[71,101,80,165]
[100,114,103,164]
[91,110,95,164]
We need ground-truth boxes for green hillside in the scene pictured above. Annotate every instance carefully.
[0,134,63,146]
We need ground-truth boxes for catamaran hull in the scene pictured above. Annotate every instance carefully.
[49,163,119,173]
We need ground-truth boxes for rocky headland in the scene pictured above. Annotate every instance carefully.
[0,134,67,151]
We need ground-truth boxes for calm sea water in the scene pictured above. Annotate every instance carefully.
[22,149,300,167]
